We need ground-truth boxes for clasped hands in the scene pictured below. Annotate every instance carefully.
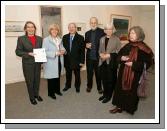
[56,50,66,56]
[100,53,110,61]
[121,56,133,67]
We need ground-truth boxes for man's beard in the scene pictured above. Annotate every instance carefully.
[91,27,97,30]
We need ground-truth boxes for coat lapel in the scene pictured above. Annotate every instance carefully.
[35,36,40,48]
[48,35,61,52]
[106,37,112,53]
[101,37,106,52]
[24,35,33,49]
[66,33,70,52]
[106,36,115,53]
[48,35,56,46]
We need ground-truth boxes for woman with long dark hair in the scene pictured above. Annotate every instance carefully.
[110,26,154,114]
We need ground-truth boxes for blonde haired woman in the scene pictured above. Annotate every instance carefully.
[43,24,66,99]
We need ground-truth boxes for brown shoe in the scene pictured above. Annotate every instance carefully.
[109,107,122,114]
[86,88,91,93]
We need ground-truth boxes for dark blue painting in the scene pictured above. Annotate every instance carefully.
[111,14,131,41]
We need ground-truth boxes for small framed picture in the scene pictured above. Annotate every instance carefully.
[76,23,86,36]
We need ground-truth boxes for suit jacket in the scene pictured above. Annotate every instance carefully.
[85,27,105,59]
[15,35,43,64]
[99,35,121,69]
[62,32,85,69]
[42,35,65,79]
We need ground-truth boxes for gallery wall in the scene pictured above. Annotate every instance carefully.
[5,5,155,84]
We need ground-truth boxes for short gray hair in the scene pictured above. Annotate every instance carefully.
[104,23,116,33]
[68,23,77,28]
[90,17,98,23]
[128,26,145,41]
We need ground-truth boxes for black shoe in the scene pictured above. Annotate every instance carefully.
[30,99,37,105]
[63,87,70,92]
[98,89,103,94]
[102,98,111,103]
[76,88,80,93]
[35,96,43,102]
[48,95,56,99]
[98,96,105,101]
[55,92,63,96]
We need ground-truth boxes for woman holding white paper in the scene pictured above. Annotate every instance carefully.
[15,21,43,105]
[43,24,66,100]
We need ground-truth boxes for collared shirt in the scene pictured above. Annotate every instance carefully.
[28,35,36,48]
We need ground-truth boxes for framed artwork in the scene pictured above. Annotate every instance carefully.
[76,23,86,36]
[111,14,132,41]
[41,6,62,38]
[5,21,25,37]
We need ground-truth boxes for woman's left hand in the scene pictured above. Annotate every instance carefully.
[101,53,110,60]
[104,53,110,59]
[60,50,66,55]
[125,62,133,67]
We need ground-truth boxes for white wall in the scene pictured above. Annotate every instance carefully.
[5,5,155,84]
[139,6,155,53]
[5,5,41,84]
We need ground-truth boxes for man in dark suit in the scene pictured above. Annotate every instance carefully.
[85,17,105,94]
[62,23,85,93]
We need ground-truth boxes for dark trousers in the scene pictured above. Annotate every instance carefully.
[100,62,117,99]
[47,56,61,96]
[22,63,41,100]
[86,59,102,90]
[47,78,60,96]
[65,66,81,89]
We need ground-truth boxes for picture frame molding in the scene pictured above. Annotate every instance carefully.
[110,14,132,41]
[5,21,25,37]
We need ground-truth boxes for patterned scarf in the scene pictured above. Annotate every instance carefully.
[122,41,153,90]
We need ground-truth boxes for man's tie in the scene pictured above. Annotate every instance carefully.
[70,35,73,52]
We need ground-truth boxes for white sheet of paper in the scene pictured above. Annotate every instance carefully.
[33,48,47,62]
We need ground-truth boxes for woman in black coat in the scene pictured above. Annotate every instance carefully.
[15,21,43,105]
[110,26,154,114]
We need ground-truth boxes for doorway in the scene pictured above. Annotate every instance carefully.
[41,6,61,38]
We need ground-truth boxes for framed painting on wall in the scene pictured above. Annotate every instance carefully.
[76,23,86,36]
[41,6,62,38]
[111,14,132,41]
[5,21,25,37]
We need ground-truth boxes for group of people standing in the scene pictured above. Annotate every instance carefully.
[15,17,153,115]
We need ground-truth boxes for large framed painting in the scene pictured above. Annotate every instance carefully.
[111,14,132,41]
[41,6,62,38]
